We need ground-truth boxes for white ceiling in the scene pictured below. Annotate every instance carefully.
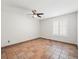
[3,0,78,19]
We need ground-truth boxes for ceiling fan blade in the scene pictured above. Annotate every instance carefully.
[37,14,42,18]
[37,13,44,15]
[9,4,32,11]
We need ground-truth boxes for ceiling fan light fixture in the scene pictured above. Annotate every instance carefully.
[33,15,37,18]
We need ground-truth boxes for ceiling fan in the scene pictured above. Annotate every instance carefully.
[29,9,44,18]
[10,4,44,18]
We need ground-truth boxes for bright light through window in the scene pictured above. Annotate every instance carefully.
[53,20,67,36]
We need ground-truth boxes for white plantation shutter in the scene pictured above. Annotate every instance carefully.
[53,20,67,36]
[53,20,59,35]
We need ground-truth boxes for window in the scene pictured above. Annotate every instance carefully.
[53,20,67,36]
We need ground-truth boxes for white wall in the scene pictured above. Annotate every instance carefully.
[40,12,77,44]
[1,5,40,47]
[1,0,77,47]
[2,5,77,47]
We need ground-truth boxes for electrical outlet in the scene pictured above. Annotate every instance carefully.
[8,40,10,43]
